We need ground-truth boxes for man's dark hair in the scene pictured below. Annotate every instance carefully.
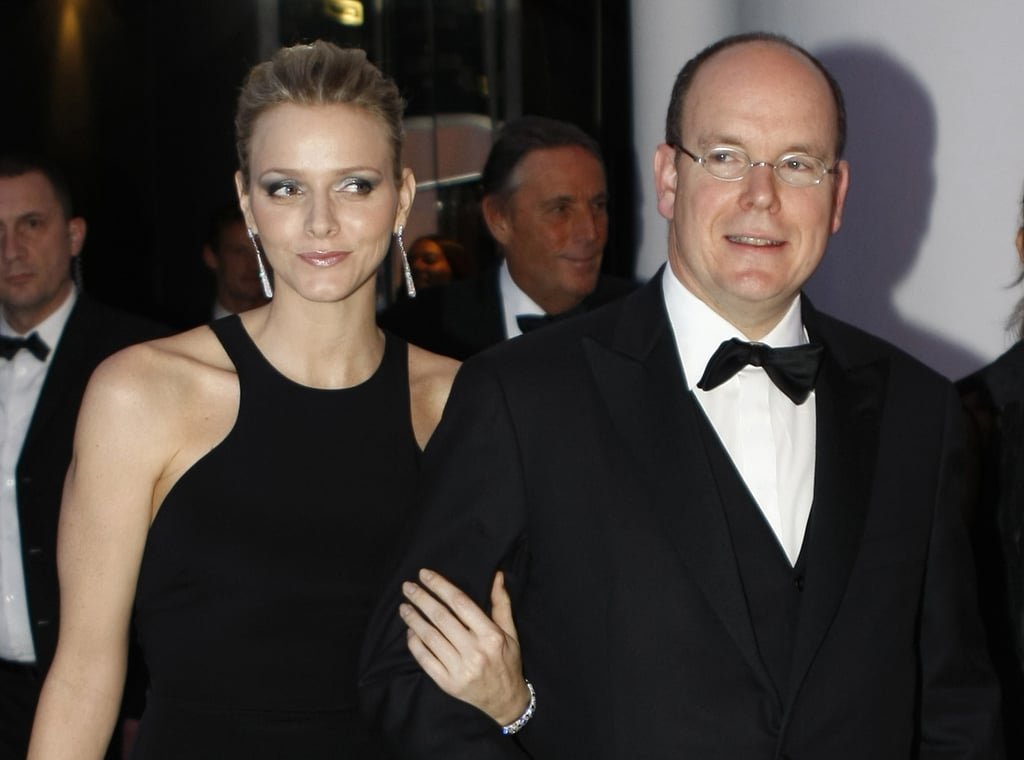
[205,202,246,255]
[481,115,604,207]
[664,32,847,160]
[0,153,76,218]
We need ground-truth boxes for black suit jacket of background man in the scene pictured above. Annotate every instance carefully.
[958,340,1024,756]
[378,263,636,360]
[361,271,1003,760]
[16,294,165,674]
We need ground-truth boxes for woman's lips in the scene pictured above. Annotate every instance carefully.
[299,250,349,267]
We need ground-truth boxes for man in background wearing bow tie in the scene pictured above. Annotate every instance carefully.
[0,155,163,760]
[362,33,1003,759]
[379,115,635,359]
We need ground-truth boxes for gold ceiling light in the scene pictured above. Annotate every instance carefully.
[324,0,365,26]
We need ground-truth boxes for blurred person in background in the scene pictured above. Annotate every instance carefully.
[958,185,1024,757]
[380,115,634,359]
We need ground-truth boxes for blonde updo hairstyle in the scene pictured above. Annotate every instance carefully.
[235,41,406,187]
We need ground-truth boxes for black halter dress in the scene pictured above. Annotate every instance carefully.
[130,316,418,758]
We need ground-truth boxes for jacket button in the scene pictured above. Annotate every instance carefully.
[793,576,804,591]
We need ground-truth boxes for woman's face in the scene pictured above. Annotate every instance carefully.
[236,102,414,305]
[409,238,452,289]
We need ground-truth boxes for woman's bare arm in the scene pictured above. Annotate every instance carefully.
[27,346,178,760]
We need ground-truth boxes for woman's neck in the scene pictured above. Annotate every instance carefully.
[239,288,385,389]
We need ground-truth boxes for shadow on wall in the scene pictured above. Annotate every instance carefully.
[807,44,984,379]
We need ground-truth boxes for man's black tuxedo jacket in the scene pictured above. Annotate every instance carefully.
[377,264,636,360]
[15,295,165,673]
[361,273,1003,759]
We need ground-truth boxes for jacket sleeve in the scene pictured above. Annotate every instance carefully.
[359,358,534,759]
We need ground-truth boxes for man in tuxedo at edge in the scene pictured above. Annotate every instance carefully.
[0,155,164,759]
[360,33,1004,759]
[378,115,634,359]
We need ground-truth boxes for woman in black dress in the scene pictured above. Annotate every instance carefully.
[28,41,525,759]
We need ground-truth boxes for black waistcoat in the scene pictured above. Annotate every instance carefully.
[695,407,810,703]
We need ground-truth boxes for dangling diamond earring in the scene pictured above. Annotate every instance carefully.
[396,225,416,298]
[246,228,274,299]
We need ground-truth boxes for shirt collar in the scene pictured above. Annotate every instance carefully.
[499,259,546,338]
[0,287,78,358]
[662,270,806,390]
[212,301,233,321]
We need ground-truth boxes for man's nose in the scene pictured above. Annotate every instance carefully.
[575,208,601,242]
[0,230,17,262]
[739,164,782,211]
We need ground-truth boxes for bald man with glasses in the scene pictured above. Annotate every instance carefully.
[362,32,1003,759]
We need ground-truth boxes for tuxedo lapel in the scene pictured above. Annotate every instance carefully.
[584,275,769,684]
[20,299,91,460]
[785,302,887,707]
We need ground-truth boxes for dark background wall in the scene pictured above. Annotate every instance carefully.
[1,0,633,327]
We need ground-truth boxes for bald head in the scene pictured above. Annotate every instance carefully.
[665,33,846,161]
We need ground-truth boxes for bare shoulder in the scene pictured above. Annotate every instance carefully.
[407,342,460,411]
[78,326,236,467]
[87,325,234,413]
[406,343,460,448]
[77,325,241,513]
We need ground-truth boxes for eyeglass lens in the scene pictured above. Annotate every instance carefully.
[695,147,829,186]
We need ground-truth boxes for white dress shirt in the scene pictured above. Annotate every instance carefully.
[0,289,77,662]
[212,301,233,321]
[662,272,816,565]
[498,259,546,340]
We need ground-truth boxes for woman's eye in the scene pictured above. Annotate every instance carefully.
[266,180,300,197]
[339,177,373,194]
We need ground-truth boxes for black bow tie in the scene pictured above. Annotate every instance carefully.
[516,304,586,335]
[0,332,50,361]
[697,338,824,404]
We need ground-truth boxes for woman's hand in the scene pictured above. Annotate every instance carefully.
[400,569,532,726]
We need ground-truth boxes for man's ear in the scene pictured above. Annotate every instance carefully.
[829,159,850,235]
[67,217,87,258]
[202,244,219,272]
[482,194,513,247]
[653,144,679,222]
[1015,227,1024,265]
